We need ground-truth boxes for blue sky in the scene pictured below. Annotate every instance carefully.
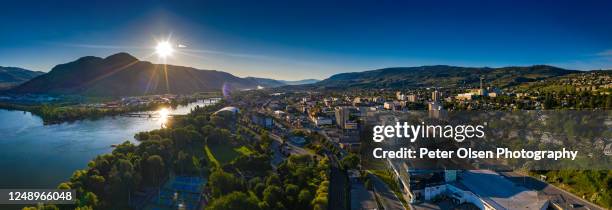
[1,0,611,80]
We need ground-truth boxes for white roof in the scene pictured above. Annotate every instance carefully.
[458,170,548,210]
[214,106,240,115]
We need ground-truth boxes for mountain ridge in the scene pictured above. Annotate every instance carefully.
[316,65,584,88]
[10,53,261,96]
[245,77,320,87]
[0,66,44,89]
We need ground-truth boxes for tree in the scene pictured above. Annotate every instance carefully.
[57,182,71,190]
[298,189,313,209]
[108,159,140,201]
[143,155,165,185]
[341,153,360,169]
[209,170,243,198]
[262,185,283,207]
[81,192,99,207]
[266,174,282,186]
[206,192,260,210]
[172,127,202,150]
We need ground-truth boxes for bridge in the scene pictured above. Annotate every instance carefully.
[120,113,184,118]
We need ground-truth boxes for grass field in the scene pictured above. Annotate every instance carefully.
[207,143,240,164]
[234,146,255,156]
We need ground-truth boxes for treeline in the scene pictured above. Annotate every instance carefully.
[0,102,168,124]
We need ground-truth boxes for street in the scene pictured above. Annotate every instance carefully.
[368,174,406,210]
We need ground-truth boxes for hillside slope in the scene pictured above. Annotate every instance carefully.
[11,53,259,96]
[317,65,578,88]
[0,66,44,89]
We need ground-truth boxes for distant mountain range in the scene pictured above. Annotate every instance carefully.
[0,66,44,89]
[6,53,320,96]
[245,77,320,87]
[10,53,264,96]
[4,53,603,96]
[315,65,582,89]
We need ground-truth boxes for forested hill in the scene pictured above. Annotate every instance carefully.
[316,65,581,88]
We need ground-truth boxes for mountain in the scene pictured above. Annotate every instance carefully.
[10,53,260,96]
[0,66,44,89]
[316,65,579,88]
[282,79,320,85]
[245,77,286,87]
[245,77,320,87]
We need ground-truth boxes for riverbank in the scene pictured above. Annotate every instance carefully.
[0,92,222,124]
[0,99,218,190]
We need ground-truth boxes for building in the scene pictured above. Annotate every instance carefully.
[371,96,385,103]
[428,101,444,118]
[344,121,358,130]
[352,97,364,106]
[312,115,332,126]
[251,113,274,129]
[396,91,406,101]
[456,93,475,100]
[407,94,418,102]
[478,76,488,96]
[335,106,350,128]
[214,106,240,115]
[388,160,549,210]
[335,106,359,129]
[384,101,402,110]
[450,170,549,210]
[432,90,442,102]
[428,101,443,111]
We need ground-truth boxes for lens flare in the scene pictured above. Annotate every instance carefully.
[155,41,174,58]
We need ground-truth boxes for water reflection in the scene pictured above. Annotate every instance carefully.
[157,107,170,128]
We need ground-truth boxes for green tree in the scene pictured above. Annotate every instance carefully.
[81,191,99,207]
[298,189,313,209]
[209,170,243,198]
[263,185,283,207]
[206,192,260,210]
[341,153,360,169]
[143,155,165,185]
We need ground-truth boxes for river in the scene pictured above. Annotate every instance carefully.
[0,100,216,188]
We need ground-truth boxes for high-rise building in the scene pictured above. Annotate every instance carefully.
[335,106,350,128]
[432,90,442,102]
[335,106,359,129]
[396,91,406,101]
[478,75,487,96]
[406,94,417,102]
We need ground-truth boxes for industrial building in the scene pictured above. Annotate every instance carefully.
[387,160,549,210]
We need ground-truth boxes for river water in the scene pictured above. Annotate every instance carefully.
[0,100,215,188]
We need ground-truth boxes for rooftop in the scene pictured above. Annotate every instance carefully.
[214,106,240,115]
[455,170,548,210]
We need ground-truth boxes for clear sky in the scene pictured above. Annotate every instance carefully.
[1,0,611,80]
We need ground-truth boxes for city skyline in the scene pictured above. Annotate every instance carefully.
[2,0,612,80]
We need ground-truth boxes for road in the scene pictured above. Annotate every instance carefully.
[268,133,310,167]
[500,171,604,210]
[368,174,406,210]
[329,154,349,210]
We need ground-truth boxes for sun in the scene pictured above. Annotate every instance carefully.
[158,107,169,117]
[155,41,174,58]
